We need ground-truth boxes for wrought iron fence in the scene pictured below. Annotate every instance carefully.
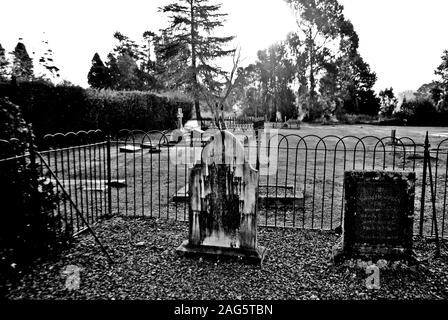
[3,127,448,240]
[0,133,113,263]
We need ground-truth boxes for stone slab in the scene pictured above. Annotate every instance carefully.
[177,240,266,265]
[333,170,416,263]
[119,145,142,153]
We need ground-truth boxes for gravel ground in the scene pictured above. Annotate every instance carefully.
[3,216,448,300]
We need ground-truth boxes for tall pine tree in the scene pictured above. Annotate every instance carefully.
[88,53,111,89]
[159,0,235,124]
[36,36,60,82]
[11,41,34,82]
[0,43,9,81]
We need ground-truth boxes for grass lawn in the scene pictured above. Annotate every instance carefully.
[39,124,448,238]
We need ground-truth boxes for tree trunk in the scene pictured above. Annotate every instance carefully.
[190,0,202,124]
[308,29,316,113]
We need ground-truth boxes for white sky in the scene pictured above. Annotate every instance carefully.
[1,0,448,94]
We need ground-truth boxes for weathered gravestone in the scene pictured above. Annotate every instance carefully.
[333,170,416,263]
[176,130,267,264]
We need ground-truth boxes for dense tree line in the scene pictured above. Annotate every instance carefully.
[2,0,406,125]
[84,0,381,123]
[87,0,236,124]
[0,35,61,84]
[388,49,448,126]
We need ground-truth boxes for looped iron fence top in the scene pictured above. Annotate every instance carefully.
[1,128,448,239]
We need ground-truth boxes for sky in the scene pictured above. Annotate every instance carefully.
[1,0,448,94]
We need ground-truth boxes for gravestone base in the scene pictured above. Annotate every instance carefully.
[177,240,267,265]
[332,239,419,265]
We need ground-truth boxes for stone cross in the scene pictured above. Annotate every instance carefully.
[177,130,266,264]
[177,108,183,129]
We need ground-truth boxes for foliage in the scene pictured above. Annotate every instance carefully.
[0,81,193,136]
[0,43,9,81]
[394,98,447,126]
[1,38,62,85]
[285,0,345,114]
[87,53,111,89]
[106,32,157,91]
[0,98,66,296]
[379,87,398,117]
[84,89,193,132]
[10,42,34,82]
[1,81,89,138]
[36,36,61,82]
[159,0,236,121]
[87,32,159,91]
[230,0,380,121]
[432,50,448,111]
[0,97,29,155]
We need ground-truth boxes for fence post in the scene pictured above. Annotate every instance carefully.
[425,139,441,257]
[27,125,43,231]
[255,129,260,171]
[419,132,429,236]
[106,135,112,217]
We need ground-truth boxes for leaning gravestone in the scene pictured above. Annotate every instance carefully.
[333,170,416,263]
[177,130,266,264]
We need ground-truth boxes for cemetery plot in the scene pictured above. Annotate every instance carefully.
[38,128,448,237]
[177,130,266,264]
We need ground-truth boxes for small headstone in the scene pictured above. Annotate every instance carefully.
[119,145,141,153]
[333,170,416,263]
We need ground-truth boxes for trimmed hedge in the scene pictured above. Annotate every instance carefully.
[85,89,192,133]
[0,81,193,138]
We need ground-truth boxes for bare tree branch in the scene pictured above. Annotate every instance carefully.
[197,47,241,130]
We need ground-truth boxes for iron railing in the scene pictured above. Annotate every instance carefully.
[0,134,113,263]
[3,127,448,240]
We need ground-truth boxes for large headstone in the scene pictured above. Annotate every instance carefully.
[177,130,266,264]
[333,170,416,263]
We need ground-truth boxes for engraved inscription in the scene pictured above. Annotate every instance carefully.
[354,181,405,245]
[340,170,416,260]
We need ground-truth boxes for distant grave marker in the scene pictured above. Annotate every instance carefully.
[119,145,141,153]
[106,179,127,188]
[333,170,416,263]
